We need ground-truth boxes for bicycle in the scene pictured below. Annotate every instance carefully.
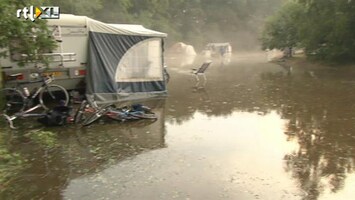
[0,73,70,129]
[74,100,157,126]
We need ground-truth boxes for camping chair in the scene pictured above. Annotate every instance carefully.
[192,61,212,83]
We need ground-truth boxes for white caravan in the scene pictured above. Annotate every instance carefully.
[0,14,167,95]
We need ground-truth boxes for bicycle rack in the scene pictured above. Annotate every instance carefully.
[21,52,76,66]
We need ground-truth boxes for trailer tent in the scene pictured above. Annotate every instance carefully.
[84,17,168,104]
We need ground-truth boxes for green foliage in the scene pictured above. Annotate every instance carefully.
[47,0,103,16]
[0,134,26,191]
[43,0,285,50]
[0,149,24,186]
[0,0,57,67]
[0,0,291,59]
[25,130,59,149]
[261,2,304,50]
[261,0,355,62]
[7,0,353,63]
[0,129,59,193]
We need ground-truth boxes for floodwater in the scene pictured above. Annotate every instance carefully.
[1,53,355,200]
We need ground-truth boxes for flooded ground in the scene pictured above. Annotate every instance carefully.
[1,52,355,200]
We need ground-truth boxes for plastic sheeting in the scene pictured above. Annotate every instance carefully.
[116,38,163,82]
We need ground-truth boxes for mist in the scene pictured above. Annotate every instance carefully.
[51,0,285,52]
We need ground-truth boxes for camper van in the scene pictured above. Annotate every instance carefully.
[203,43,232,57]
[1,14,168,102]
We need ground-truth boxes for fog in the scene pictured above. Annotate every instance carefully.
[52,0,286,52]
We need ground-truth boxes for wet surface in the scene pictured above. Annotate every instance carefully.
[1,53,355,199]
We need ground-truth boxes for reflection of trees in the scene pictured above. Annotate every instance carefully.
[166,60,355,199]
[260,67,355,200]
[0,99,167,199]
[166,61,275,125]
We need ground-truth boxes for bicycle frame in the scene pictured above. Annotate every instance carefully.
[15,75,54,109]
[3,111,46,129]
[1,80,48,129]
[74,100,157,126]
[1,74,68,129]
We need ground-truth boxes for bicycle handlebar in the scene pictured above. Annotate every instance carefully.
[11,72,55,85]
[44,74,54,84]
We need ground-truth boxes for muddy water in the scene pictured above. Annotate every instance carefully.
[1,53,355,200]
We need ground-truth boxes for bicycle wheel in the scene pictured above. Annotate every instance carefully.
[0,88,25,115]
[39,84,69,110]
[82,107,109,126]
[74,100,88,124]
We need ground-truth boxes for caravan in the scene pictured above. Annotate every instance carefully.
[203,43,232,57]
[1,14,168,103]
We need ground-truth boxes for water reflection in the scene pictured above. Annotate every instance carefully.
[0,99,166,199]
[1,53,355,199]
[166,55,277,124]
[64,111,302,200]
[260,65,355,200]
[165,54,355,199]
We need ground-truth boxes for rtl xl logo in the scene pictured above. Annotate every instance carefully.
[16,6,60,22]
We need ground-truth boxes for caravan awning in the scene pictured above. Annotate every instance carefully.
[48,14,168,104]
[85,16,168,104]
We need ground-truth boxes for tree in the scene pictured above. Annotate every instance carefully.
[1,0,287,59]
[261,0,355,62]
[0,0,56,67]
[261,2,304,51]
[48,0,103,17]
[48,0,285,51]
[298,0,355,61]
